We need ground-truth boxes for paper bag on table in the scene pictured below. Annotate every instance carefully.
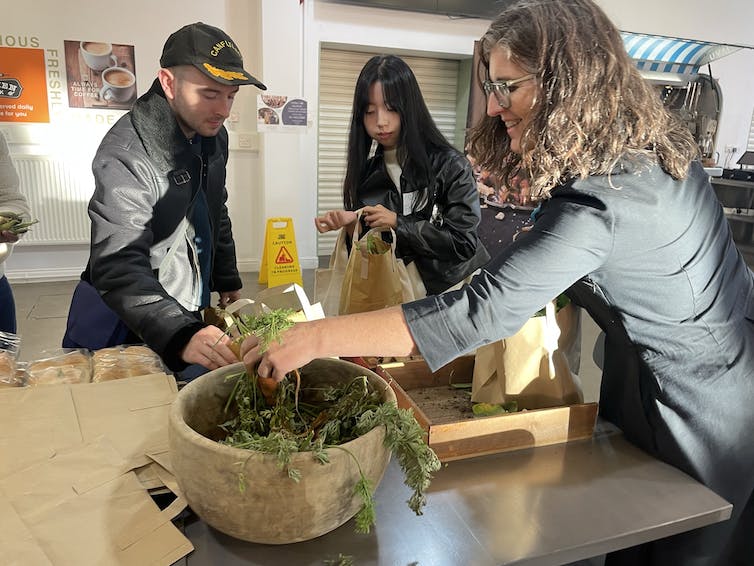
[0,374,176,481]
[72,373,177,469]
[472,301,583,409]
[0,438,192,566]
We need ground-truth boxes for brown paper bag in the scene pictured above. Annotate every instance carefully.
[0,373,177,480]
[472,301,583,409]
[339,217,426,314]
[0,439,192,566]
[314,227,350,317]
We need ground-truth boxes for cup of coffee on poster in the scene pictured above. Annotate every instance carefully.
[100,66,136,103]
[80,41,118,71]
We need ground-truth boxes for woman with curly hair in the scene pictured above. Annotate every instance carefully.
[245,2,754,563]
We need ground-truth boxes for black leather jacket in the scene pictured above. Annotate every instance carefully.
[84,79,241,370]
[355,146,489,294]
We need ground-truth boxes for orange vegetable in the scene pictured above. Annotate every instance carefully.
[228,340,242,361]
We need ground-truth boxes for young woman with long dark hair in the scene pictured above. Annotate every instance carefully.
[315,55,489,295]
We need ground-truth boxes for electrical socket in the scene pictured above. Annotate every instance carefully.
[725,145,738,153]
[238,134,253,149]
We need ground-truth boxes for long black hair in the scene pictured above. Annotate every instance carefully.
[342,55,455,211]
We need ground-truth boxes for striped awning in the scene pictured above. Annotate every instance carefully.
[622,32,740,76]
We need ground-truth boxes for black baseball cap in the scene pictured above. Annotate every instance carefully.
[160,22,266,89]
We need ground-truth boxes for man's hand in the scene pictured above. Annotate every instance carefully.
[218,290,242,309]
[182,325,240,369]
[240,321,321,383]
[0,230,20,244]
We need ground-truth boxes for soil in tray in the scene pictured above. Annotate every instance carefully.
[408,385,475,424]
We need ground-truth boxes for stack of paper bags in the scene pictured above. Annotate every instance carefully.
[0,374,193,565]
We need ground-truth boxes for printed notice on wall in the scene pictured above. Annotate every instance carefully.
[64,40,137,110]
[257,94,308,132]
[0,47,50,123]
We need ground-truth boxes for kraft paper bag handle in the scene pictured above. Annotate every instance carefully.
[340,209,405,314]
[351,208,397,252]
[350,208,400,282]
[351,207,366,240]
[543,301,561,378]
[351,207,398,253]
[351,208,425,302]
[314,224,352,317]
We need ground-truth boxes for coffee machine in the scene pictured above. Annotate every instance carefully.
[655,74,721,166]
[622,32,740,167]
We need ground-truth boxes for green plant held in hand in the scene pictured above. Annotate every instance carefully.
[218,308,441,534]
[0,211,39,235]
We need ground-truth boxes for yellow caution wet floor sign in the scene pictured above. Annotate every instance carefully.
[258,217,303,287]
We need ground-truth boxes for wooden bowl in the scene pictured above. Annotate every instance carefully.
[169,358,395,544]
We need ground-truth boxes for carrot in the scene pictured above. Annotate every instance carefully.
[257,375,279,405]
[228,340,242,361]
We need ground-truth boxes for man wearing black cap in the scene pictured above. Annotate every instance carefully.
[63,23,266,377]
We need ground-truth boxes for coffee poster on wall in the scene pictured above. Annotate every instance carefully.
[0,47,50,123]
[63,40,136,110]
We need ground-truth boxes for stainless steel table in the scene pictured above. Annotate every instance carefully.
[177,424,731,565]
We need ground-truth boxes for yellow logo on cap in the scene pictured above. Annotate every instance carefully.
[203,63,248,81]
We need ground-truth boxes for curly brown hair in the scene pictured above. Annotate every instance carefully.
[466,0,699,200]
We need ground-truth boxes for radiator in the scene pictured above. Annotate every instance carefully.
[12,155,92,245]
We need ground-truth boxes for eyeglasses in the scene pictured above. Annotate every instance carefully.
[482,74,536,108]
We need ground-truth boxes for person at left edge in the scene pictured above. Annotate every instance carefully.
[0,131,31,334]
[62,22,266,375]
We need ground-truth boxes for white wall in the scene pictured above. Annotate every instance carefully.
[4,0,754,282]
[599,0,754,46]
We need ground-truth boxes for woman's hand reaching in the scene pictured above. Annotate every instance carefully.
[240,320,323,383]
[315,210,358,233]
[239,307,417,383]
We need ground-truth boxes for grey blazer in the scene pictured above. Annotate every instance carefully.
[403,158,754,565]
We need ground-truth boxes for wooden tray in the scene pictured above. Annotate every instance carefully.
[354,356,598,462]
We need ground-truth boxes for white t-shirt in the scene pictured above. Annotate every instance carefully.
[383,148,417,215]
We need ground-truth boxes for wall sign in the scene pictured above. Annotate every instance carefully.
[64,40,137,110]
[0,46,50,123]
[257,94,308,132]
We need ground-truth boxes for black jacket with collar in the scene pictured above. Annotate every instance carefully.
[355,145,490,294]
[84,79,241,370]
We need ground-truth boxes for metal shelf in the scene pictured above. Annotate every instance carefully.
[712,178,754,190]
[723,208,754,223]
